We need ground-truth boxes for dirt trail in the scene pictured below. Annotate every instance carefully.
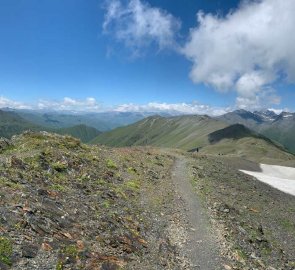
[172,156,222,269]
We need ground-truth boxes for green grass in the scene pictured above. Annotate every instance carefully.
[0,177,22,190]
[106,159,117,169]
[0,237,13,266]
[125,179,140,191]
[56,261,63,270]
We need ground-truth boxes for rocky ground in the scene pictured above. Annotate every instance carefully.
[189,154,295,270]
[0,131,187,269]
[0,131,294,270]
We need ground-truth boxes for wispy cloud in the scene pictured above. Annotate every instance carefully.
[103,0,181,55]
[37,97,101,111]
[114,102,230,116]
[0,97,101,112]
[0,96,32,110]
[0,96,292,115]
[0,96,230,115]
[181,0,295,109]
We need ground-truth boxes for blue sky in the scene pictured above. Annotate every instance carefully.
[0,0,294,114]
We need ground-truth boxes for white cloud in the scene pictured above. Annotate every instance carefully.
[0,96,101,112]
[0,96,230,116]
[235,88,281,110]
[102,0,295,109]
[181,0,295,108]
[103,0,181,54]
[114,102,230,116]
[0,96,292,115]
[0,96,32,110]
[37,97,101,111]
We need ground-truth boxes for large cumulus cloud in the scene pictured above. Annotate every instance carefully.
[182,0,295,108]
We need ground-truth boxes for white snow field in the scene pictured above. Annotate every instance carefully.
[240,164,295,196]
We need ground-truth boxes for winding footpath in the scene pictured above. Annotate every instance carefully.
[172,156,222,269]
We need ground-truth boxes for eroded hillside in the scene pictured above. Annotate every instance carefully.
[0,132,186,269]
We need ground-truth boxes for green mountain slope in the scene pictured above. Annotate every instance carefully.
[218,110,295,153]
[91,115,227,150]
[11,110,157,131]
[263,127,295,154]
[56,124,101,143]
[0,110,42,138]
[202,124,294,165]
[259,114,295,153]
[92,115,294,164]
[0,110,101,143]
[208,124,258,143]
[16,111,111,130]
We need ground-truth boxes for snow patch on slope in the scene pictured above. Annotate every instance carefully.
[240,164,295,196]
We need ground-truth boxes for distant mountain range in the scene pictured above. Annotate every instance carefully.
[0,108,294,156]
[218,109,295,153]
[91,114,294,164]
[0,110,101,143]
[3,108,167,131]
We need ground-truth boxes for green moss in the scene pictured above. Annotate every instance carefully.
[52,161,68,172]
[95,179,107,185]
[0,177,22,190]
[56,261,63,270]
[63,245,78,257]
[127,167,137,174]
[125,180,140,191]
[0,237,13,266]
[280,219,295,234]
[51,184,66,192]
[102,200,111,209]
[106,159,117,169]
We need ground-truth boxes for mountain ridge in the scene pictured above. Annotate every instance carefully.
[91,115,294,165]
[0,110,101,143]
[218,109,295,153]
[91,114,227,150]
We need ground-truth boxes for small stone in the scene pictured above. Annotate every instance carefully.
[101,262,119,270]
[21,244,39,258]
[223,264,232,270]
[77,240,84,250]
[256,237,262,242]
[238,226,246,234]
[41,242,52,251]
